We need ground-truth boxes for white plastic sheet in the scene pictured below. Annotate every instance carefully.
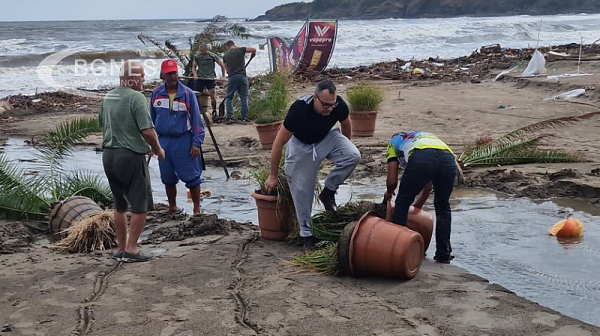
[544,89,585,101]
[520,50,546,77]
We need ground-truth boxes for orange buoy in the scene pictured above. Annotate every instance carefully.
[549,218,584,238]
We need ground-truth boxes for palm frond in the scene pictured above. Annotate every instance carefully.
[0,154,50,210]
[0,192,49,221]
[492,111,600,146]
[53,170,112,205]
[464,149,587,167]
[462,137,543,166]
[35,118,100,171]
[164,39,189,66]
[138,34,177,59]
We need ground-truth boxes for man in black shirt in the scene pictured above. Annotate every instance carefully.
[264,80,361,251]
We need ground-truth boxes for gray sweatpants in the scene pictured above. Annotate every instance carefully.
[285,128,361,237]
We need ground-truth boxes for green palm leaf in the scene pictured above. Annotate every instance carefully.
[464,150,586,167]
[490,111,600,147]
[462,137,542,166]
[53,170,112,205]
[36,118,100,171]
[0,194,48,221]
[0,154,50,210]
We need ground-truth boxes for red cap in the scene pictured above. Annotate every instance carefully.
[161,59,178,74]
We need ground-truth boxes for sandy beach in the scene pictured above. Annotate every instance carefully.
[1,53,600,335]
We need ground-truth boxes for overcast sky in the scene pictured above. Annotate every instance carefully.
[0,0,294,21]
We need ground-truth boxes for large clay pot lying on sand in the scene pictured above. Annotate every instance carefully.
[338,212,424,279]
[386,200,434,253]
[251,191,293,241]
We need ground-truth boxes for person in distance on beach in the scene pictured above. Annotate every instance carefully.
[192,43,225,116]
[383,131,461,264]
[264,80,361,251]
[150,59,205,216]
[100,60,165,263]
[222,40,256,124]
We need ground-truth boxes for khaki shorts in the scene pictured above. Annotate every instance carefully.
[102,148,153,213]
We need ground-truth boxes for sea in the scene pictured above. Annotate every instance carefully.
[1,14,600,98]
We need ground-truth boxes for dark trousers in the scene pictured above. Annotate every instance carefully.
[392,148,457,259]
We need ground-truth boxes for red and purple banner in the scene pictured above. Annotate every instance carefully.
[267,20,337,74]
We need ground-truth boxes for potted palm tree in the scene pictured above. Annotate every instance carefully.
[346,83,384,137]
[249,73,290,149]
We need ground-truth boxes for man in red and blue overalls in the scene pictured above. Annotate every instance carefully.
[151,59,205,215]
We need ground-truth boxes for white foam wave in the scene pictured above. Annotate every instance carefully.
[0,38,27,52]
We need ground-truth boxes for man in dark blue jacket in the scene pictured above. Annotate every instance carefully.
[151,59,205,215]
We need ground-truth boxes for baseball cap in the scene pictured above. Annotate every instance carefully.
[161,59,178,74]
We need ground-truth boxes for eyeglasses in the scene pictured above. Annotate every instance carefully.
[315,94,338,109]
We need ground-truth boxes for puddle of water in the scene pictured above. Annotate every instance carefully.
[3,138,600,327]
[449,188,600,327]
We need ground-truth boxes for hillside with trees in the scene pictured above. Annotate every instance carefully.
[253,0,600,21]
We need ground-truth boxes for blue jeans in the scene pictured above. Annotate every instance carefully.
[225,74,249,119]
[392,148,457,260]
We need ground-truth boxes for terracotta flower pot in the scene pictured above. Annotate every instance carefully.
[345,211,424,279]
[350,111,377,137]
[251,191,293,241]
[385,200,434,253]
[254,121,282,149]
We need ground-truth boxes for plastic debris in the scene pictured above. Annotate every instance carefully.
[545,89,585,101]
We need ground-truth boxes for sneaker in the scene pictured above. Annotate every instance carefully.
[433,255,454,264]
[241,117,251,123]
[225,118,233,125]
[302,236,316,252]
[122,252,154,263]
[318,188,338,213]
[112,251,123,261]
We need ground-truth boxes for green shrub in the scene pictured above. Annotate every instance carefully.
[346,84,384,111]
[249,73,291,124]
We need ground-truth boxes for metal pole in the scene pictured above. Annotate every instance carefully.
[196,93,230,179]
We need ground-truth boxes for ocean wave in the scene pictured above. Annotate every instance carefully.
[0,38,27,52]
[0,48,167,68]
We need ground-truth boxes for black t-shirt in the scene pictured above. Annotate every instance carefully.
[283,95,349,144]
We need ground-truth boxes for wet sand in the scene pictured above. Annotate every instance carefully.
[1,216,599,336]
[1,58,600,334]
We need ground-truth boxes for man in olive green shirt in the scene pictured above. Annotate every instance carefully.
[192,43,225,115]
[100,60,165,263]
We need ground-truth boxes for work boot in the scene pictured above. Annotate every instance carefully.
[302,236,316,252]
[319,187,338,213]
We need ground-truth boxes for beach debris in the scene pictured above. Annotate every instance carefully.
[520,50,546,77]
[549,218,584,238]
[0,101,12,115]
[412,68,424,75]
[545,89,585,101]
[400,62,411,71]
[51,211,116,253]
[2,324,12,332]
[480,44,502,54]
[494,65,520,81]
